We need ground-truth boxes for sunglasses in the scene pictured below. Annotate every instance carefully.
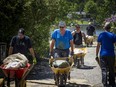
[60,27,65,28]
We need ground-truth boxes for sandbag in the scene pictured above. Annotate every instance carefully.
[52,60,70,68]
[74,49,85,54]
[86,35,94,43]
[3,53,28,69]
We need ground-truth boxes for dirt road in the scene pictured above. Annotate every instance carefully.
[26,44,103,87]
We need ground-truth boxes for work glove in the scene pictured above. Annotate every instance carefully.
[33,57,37,64]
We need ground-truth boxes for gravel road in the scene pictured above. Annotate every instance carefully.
[25,43,103,87]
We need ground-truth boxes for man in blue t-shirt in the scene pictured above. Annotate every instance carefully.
[50,21,74,58]
[96,22,116,87]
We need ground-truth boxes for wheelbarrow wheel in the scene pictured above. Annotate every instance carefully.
[59,74,66,87]
[64,74,67,85]
[55,74,59,85]
[74,57,77,67]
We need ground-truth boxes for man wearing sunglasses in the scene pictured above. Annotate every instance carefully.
[72,24,86,67]
[50,21,74,58]
[72,24,86,47]
[9,28,37,64]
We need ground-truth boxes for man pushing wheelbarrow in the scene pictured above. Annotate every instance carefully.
[49,21,74,86]
[72,24,87,68]
[0,28,37,87]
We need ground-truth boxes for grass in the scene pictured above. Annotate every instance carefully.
[73,20,89,25]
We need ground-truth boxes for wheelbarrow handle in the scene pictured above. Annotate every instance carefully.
[21,63,34,81]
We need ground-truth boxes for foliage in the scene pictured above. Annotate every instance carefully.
[0,0,75,57]
[84,0,97,20]
[1,0,116,57]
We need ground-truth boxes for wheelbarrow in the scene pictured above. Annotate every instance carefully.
[73,47,87,68]
[0,63,34,87]
[49,57,74,87]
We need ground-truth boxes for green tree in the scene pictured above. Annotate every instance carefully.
[84,0,98,20]
[0,0,26,43]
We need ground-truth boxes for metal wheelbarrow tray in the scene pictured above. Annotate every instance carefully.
[49,57,74,86]
[0,63,34,87]
[73,47,87,68]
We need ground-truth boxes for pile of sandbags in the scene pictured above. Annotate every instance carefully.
[3,53,28,69]
[86,35,94,44]
[52,60,70,68]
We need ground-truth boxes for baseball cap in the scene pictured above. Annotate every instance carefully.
[18,28,25,35]
[58,21,66,27]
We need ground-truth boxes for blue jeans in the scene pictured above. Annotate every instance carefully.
[100,56,115,86]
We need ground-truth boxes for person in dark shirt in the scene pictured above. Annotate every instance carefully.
[9,28,37,64]
[86,22,95,36]
[72,24,86,47]
[72,24,86,67]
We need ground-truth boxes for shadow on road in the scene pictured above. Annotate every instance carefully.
[77,65,96,70]
[27,81,91,87]
[66,83,91,87]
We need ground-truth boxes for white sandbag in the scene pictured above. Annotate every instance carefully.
[3,53,28,69]
[53,60,70,68]
[86,35,94,43]
[74,49,85,54]
[5,62,21,69]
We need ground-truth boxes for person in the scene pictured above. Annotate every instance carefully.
[96,22,116,87]
[86,22,95,36]
[9,28,37,64]
[50,21,74,58]
[72,24,86,47]
[86,22,95,45]
[72,24,86,67]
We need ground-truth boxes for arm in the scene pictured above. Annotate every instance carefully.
[50,39,55,53]
[96,42,101,57]
[72,31,75,36]
[8,47,13,55]
[27,38,36,59]
[82,32,87,44]
[70,40,74,52]
[29,48,35,59]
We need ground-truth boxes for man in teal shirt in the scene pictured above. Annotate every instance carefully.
[50,21,74,57]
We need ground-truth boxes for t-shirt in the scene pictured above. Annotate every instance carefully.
[97,32,116,56]
[10,36,32,56]
[52,29,73,49]
[86,25,95,36]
